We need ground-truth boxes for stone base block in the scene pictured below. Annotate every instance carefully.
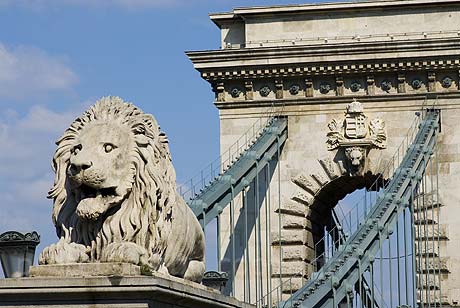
[30,262,141,277]
[0,270,252,308]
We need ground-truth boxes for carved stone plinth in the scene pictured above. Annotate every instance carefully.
[30,262,141,277]
[0,268,253,308]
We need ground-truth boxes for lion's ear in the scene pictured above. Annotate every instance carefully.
[159,131,169,144]
[132,123,146,135]
[135,135,150,147]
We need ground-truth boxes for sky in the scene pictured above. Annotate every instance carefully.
[0,0,340,270]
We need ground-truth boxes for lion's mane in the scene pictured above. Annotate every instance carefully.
[49,96,177,262]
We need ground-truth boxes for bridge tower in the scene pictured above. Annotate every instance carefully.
[188,1,460,306]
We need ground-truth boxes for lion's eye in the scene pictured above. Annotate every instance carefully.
[104,143,116,153]
[72,144,82,155]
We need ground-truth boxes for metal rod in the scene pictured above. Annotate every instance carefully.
[359,259,363,308]
[423,173,430,307]
[415,186,423,308]
[370,261,375,308]
[411,190,419,308]
[388,225,394,308]
[435,138,442,307]
[217,213,221,272]
[379,232,383,306]
[256,162,264,304]
[277,137,283,295]
[244,189,250,303]
[397,208,402,307]
[230,186,236,297]
[403,203,410,304]
[265,164,273,308]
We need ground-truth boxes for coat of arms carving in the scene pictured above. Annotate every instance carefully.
[326,99,387,175]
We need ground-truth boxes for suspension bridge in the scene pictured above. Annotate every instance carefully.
[183,0,460,307]
[179,99,443,307]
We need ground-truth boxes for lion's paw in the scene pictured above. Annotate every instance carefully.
[39,241,89,265]
[101,242,148,266]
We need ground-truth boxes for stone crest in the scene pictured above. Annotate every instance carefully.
[326,99,387,174]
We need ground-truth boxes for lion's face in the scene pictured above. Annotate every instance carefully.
[67,121,135,221]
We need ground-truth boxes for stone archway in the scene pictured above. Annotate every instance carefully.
[272,153,390,294]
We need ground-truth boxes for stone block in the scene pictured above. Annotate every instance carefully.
[275,201,307,216]
[281,215,307,229]
[415,224,448,240]
[0,273,252,308]
[271,260,311,277]
[272,245,315,262]
[271,230,313,246]
[417,257,450,273]
[30,263,141,278]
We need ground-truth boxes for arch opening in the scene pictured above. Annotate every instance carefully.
[309,173,386,270]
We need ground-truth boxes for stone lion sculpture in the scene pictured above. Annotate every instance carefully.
[39,97,205,282]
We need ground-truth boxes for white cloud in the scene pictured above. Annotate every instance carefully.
[0,103,91,258]
[0,44,78,99]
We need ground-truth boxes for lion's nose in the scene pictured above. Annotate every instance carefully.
[69,161,93,175]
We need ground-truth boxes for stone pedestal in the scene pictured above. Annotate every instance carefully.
[0,264,253,308]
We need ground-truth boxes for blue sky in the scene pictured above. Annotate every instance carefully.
[0,0,330,268]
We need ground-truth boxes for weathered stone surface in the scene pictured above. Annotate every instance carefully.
[0,273,252,308]
[272,245,315,262]
[189,0,460,303]
[39,97,205,282]
[417,257,450,273]
[291,191,314,207]
[281,215,307,229]
[271,261,313,277]
[415,224,448,240]
[30,263,141,278]
[272,230,313,247]
[275,201,308,216]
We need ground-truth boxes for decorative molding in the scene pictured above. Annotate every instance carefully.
[428,71,436,92]
[0,231,40,244]
[319,82,332,94]
[305,77,313,97]
[259,85,271,97]
[350,81,361,92]
[289,84,301,95]
[336,76,344,96]
[412,78,423,90]
[189,37,460,81]
[275,79,284,99]
[245,81,253,100]
[326,99,387,175]
[197,58,460,82]
[441,76,453,89]
[367,75,375,95]
[214,92,460,109]
[381,79,392,92]
[398,73,406,93]
[214,82,225,102]
[230,87,241,98]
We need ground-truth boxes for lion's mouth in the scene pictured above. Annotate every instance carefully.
[77,184,118,201]
[75,184,125,221]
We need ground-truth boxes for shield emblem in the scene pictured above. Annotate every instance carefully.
[345,114,367,138]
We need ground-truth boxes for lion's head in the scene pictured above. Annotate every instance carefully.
[49,97,177,260]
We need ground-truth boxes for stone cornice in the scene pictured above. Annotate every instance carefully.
[187,38,460,81]
[210,0,460,27]
[214,92,460,110]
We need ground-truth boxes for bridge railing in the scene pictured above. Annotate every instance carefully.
[262,98,440,308]
[286,108,439,307]
[177,106,281,202]
[311,106,425,271]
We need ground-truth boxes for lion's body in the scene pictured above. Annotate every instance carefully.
[39,97,205,282]
[163,198,205,278]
